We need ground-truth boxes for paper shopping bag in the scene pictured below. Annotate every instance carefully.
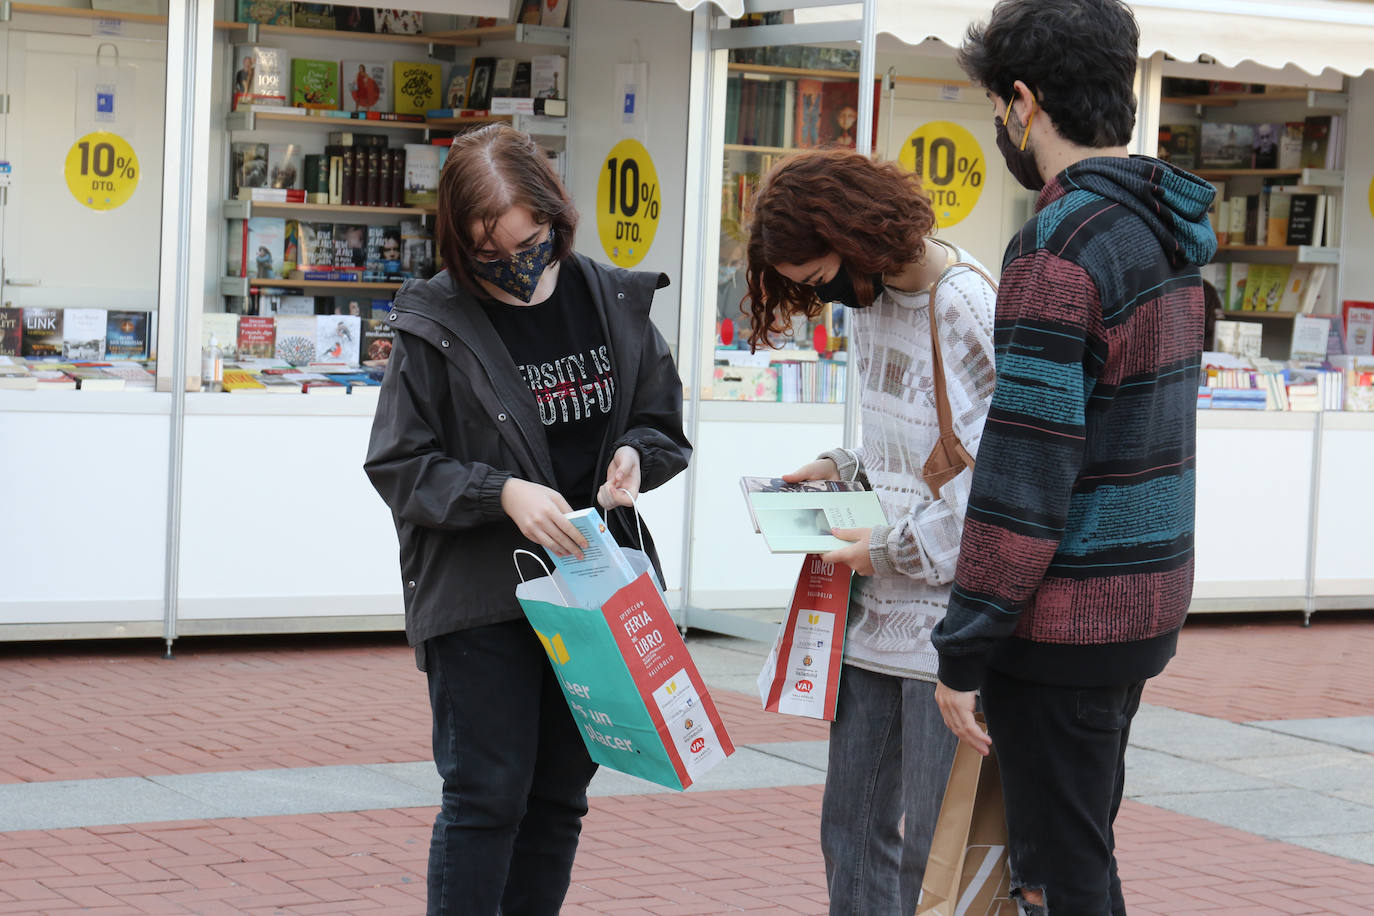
[516,549,735,791]
[917,724,1018,915]
[756,553,851,720]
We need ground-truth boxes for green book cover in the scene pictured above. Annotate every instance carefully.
[292,59,339,110]
[393,61,441,115]
[740,477,887,554]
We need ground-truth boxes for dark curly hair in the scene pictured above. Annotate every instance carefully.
[743,149,935,351]
[958,0,1139,148]
[435,124,578,298]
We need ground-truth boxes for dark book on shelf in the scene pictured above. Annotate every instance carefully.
[293,3,335,29]
[326,130,388,147]
[467,57,497,111]
[400,218,434,279]
[334,224,367,269]
[1251,122,1280,170]
[335,4,373,31]
[379,149,394,207]
[341,147,357,205]
[512,61,532,99]
[1301,116,1331,170]
[366,147,383,207]
[390,149,406,209]
[1285,193,1320,246]
[361,317,395,367]
[22,308,62,357]
[365,225,403,280]
[0,307,21,356]
[106,311,149,359]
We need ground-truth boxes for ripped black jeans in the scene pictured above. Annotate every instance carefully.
[981,668,1145,916]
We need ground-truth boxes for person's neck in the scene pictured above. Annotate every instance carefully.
[477,259,560,307]
[1037,140,1130,186]
[884,237,953,293]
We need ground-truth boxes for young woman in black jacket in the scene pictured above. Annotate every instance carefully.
[364,124,691,916]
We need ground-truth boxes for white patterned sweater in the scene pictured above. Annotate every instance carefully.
[823,241,997,681]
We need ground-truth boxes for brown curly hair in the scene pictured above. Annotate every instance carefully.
[743,149,935,351]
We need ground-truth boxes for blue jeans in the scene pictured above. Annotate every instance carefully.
[821,664,959,916]
[423,620,598,916]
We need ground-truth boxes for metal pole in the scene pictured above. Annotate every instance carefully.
[843,0,879,448]
[159,0,212,658]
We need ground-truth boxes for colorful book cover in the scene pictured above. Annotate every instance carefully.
[740,476,887,553]
[1200,122,1256,168]
[374,8,422,34]
[231,142,270,197]
[236,0,292,24]
[794,78,823,148]
[342,61,389,113]
[361,318,394,366]
[268,143,302,189]
[246,217,287,279]
[402,143,439,206]
[274,315,318,366]
[292,59,340,110]
[0,308,21,356]
[222,368,268,392]
[292,221,334,271]
[544,507,640,609]
[444,63,471,109]
[237,315,276,359]
[819,81,859,149]
[334,223,367,269]
[105,311,149,359]
[393,62,441,115]
[62,308,107,361]
[293,3,335,29]
[365,225,402,280]
[400,218,434,279]
[232,45,287,110]
[316,314,361,365]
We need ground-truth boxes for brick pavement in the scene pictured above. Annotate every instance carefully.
[1147,613,1374,723]
[1,790,1371,915]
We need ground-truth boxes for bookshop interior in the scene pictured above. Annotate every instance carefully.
[1,0,1372,643]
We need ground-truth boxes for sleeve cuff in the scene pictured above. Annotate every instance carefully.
[867,524,896,577]
[818,447,859,483]
[479,469,513,520]
[938,652,989,693]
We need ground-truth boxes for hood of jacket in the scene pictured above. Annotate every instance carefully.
[1038,155,1218,269]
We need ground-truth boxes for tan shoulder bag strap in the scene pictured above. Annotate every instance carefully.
[921,242,998,499]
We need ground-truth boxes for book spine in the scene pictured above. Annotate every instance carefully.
[341,148,357,206]
[392,149,406,209]
[379,149,393,207]
[366,148,381,207]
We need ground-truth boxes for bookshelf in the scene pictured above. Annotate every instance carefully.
[215,20,477,47]
[728,63,860,80]
[224,200,435,220]
[219,277,404,298]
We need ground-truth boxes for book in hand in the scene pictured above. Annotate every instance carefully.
[543,507,639,610]
[740,476,887,554]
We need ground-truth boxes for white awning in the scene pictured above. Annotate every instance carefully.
[875,0,1374,77]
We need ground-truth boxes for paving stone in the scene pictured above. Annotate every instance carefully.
[1130,705,1330,762]
[1133,787,1374,839]
[1251,717,1374,754]
[1216,749,1374,795]
[1289,833,1374,866]
[1123,747,1275,797]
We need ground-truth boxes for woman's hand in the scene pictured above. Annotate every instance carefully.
[782,457,840,483]
[821,527,875,576]
[500,478,588,559]
[597,446,641,510]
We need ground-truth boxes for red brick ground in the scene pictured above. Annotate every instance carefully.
[1148,613,1374,722]
[0,636,826,785]
[0,791,1370,915]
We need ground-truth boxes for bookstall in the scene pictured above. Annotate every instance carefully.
[3,0,1373,644]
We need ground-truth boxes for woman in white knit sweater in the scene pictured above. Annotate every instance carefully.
[744,149,997,916]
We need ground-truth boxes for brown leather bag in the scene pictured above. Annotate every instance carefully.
[921,246,998,500]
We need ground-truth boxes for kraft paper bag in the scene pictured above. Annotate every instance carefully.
[917,722,1018,915]
[516,549,735,791]
[756,553,851,720]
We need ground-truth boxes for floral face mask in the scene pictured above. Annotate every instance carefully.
[471,227,556,303]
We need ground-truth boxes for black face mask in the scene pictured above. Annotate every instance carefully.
[814,267,885,309]
[995,96,1046,192]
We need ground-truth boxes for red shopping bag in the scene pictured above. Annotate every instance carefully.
[756,553,851,720]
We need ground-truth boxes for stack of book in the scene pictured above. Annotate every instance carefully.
[226,216,434,283]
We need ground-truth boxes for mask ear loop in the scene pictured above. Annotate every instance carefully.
[1003,95,1037,151]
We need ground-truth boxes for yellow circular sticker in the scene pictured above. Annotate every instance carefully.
[597,139,660,268]
[898,121,985,228]
[64,132,139,211]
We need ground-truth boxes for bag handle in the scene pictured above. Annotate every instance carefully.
[607,487,646,553]
[512,548,574,607]
[925,241,997,476]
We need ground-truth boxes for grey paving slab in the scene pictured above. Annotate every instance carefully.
[751,739,830,772]
[1251,716,1374,754]
[681,632,771,694]
[1289,832,1374,866]
[151,765,433,818]
[589,743,827,797]
[1216,749,1374,794]
[1122,747,1275,797]
[364,761,442,793]
[1134,787,1374,839]
[1129,704,1329,762]
[0,776,226,832]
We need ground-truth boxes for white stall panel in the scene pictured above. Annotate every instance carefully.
[0,393,168,625]
[687,404,844,608]
[1192,412,1316,606]
[178,405,401,621]
[1313,413,1374,601]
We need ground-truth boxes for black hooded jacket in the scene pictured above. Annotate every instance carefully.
[364,254,691,649]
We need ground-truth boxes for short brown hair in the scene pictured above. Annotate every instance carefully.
[435,124,578,296]
[744,149,935,351]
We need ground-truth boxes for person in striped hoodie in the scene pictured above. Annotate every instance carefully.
[930,0,1218,913]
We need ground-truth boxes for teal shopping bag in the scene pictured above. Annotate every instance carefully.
[516,550,734,790]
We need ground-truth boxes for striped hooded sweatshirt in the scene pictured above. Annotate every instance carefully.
[932,155,1218,691]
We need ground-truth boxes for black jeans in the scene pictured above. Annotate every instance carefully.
[981,668,1145,916]
[424,619,598,916]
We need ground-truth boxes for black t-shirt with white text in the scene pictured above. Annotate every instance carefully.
[479,267,616,506]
